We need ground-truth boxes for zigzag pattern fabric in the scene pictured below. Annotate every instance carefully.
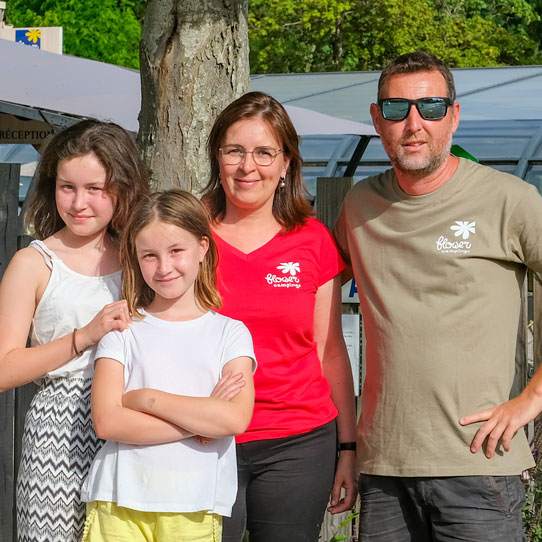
[16,377,102,542]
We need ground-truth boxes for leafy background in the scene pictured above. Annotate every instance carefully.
[5,0,542,71]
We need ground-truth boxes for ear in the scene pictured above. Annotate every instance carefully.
[199,236,210,263]
[451,101,461,134]
[280,154,291,179]
[370,103,383,135]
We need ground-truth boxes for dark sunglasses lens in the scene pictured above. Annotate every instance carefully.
[381,100,409,120]
[417,99,448,120]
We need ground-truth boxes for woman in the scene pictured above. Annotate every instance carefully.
[203,91,357,542]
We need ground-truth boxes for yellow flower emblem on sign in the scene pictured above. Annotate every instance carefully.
[25,29,41,44]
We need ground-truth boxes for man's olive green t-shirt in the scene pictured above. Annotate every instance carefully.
[334,158,542,476]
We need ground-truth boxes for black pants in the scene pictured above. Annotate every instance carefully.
[222,420,337,542]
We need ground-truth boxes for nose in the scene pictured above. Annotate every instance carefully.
[403,103,424,132]
[157,256,172,275]
[72,189,88,210]
[238,151,257,172]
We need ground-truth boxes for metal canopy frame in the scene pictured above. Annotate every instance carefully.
[0,100,81,131]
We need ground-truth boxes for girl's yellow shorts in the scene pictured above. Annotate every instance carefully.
[82,501,222,542]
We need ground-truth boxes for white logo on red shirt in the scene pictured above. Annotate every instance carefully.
[265,262,301,288]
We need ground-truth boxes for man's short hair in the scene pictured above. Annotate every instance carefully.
[378,51,456,102]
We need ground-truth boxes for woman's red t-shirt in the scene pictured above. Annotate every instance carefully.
[214,218,345,443]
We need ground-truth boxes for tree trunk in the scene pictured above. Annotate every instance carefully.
[138,0,249,192]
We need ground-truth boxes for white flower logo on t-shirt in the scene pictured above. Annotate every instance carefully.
[277,262,300,276]
[450,221,476,240]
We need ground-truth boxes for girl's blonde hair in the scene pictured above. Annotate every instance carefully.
[121,189,221,316]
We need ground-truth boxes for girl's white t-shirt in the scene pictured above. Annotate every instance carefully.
[81,310,255,516]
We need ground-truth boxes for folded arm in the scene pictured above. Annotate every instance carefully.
[123,355,255,438]
[92,357,194,445]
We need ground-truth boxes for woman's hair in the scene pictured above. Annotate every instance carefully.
[202,91,313,231]
[121,189,221,316]
[24,118,150,239]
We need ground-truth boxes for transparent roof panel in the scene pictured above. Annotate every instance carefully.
[453,67,542,95]
[353,137,388,161]
[460,75,542,121]
[451,136,530,160]
[288,86,377,124]
[299,135,344,161]
[0,143,39,163]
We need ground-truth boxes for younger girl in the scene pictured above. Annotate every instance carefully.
[0,119,149,542]
[81,189,255,542]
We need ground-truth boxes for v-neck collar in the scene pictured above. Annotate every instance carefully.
[212,228,284,259]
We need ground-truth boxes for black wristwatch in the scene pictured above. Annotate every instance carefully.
[338,441,357,452]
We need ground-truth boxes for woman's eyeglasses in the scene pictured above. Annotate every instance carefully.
[378,97,453,121]
[219,145,284,166]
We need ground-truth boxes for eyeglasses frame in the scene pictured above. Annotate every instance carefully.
[218,145,285,166]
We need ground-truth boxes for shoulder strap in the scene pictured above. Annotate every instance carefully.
[29,240,54,270]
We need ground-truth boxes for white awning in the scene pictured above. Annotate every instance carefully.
[0,38,376,136]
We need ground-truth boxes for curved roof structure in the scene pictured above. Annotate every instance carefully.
[1,37,541,198]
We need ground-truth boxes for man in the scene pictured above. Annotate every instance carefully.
[334,51,542,541]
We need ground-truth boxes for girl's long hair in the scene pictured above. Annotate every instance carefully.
[121,189,221,317]
[25,118,149,239]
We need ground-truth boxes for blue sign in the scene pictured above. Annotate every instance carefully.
[15,28,41,49]
[341,278,359,303]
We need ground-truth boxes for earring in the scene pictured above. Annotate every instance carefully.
[218,174,222,185]
[279,176,286,188]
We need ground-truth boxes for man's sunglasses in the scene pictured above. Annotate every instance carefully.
[378,97,453,121]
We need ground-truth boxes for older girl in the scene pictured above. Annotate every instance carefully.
[0,119,149,542]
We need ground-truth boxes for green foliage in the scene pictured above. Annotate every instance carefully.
[329,511,359,541]
[523,473,542,541]
[6,0,542,71]
[523,420,542,542]
[248,0,542,73]
[5,0,143,68]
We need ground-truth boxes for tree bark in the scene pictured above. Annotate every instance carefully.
[138,0,249,192]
